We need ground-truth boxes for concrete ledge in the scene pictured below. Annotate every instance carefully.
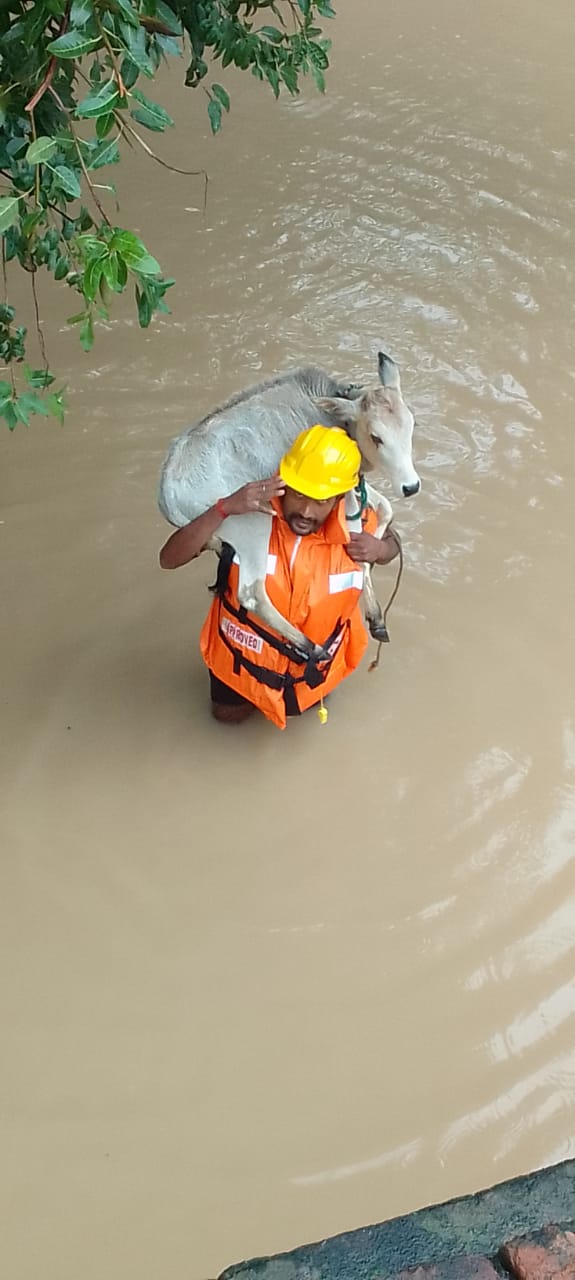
[219,1159,575,1280]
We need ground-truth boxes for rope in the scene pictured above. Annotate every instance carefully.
[368,529,404,674]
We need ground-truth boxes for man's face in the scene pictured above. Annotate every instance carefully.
[281,486,340,536]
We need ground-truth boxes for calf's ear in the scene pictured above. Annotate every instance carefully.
[314,396,360,432]
[378,351,401,390]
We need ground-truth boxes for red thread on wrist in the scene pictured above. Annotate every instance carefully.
[215,498,228,520]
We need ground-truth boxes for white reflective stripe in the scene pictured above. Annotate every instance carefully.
[235,553,276,572]
[329,570,364,594]
[289,536,301,572]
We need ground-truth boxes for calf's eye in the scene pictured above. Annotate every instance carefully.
[370,433,381,446]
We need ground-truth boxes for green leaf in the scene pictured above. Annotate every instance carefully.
[259,26,283,42]
[86,138,120,169]
[45,227,60,251]
[112,229,144,253]
[128,252,161,275]
[120,57,140,91]
[77,233,107,258]
[211,82,230,111]
[130,88,174,132]
[6,135,28,158]
[2,400,19,431]
[76,80,120,119]
[51,164,82,199]
[281,65,299,94]
[47,30,102,58]
[266,66,280,97]
[24,366,55,390]
[112,230,161,275]
[155,34,182,58]
[20,207,45,236]
[207,98,222,134]
[14,400,30,426]
[82,257,104,302]
[79,313,94,351]
[311,65,325,93]
[25,136,58,165]
[96,112,116,139]
[117,256,128,287]
[309,40,329,69]
[0,196,20,234]
[110,0,140,27]
[54,256,70,280]
[135,286,152,327]
[67,311,87,324]
[152,0,183,35]
[120,22,154,77]
[78,209,94,232]
[46,391,66,424]
[17,392,50,419]
[70,0,93,24]
[102,253,120,290]
[296,0,311,13]
[234,42,251,71]
[0,379,12,407]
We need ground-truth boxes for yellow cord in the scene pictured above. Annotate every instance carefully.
[317,697,328,725]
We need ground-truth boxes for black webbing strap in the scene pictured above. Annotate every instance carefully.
[211,542,349,692]
[217,602,348,693]
[225,593,311,666]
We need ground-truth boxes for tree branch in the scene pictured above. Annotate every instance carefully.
[96,18,127,98]
[117,112,208,182]
[25,5,70,112]
[30,269,49,371]
[1,240,17,397]
[49,86,113,227]
[73,63,208,209]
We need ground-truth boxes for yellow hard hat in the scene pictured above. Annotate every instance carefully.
[279,426,361,500]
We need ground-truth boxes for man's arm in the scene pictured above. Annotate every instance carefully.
[159,475,285,570]
[346,525,400,567]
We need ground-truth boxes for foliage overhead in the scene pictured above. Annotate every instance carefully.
[0,0,335,429]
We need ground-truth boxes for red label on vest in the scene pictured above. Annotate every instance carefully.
[221,617,263,654]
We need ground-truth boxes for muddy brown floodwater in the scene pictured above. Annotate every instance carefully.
[2,2,575,1278]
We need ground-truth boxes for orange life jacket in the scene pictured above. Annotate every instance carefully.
[200,498,378,729]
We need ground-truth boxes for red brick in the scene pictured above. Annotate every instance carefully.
[501,1225,575,1280]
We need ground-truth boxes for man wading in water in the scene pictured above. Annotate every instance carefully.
[159,426,399,729]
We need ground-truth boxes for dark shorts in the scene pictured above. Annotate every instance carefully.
[209,671,300,717]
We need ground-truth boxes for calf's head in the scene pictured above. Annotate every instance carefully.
[316,351,421,499]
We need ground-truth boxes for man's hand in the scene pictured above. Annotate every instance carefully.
[347,527,400,565]
[223,475,285,517]
[159,474,286,570]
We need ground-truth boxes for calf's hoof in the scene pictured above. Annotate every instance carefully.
[312,643,332,664]
[291,639,316,663]
[370,621,390,643]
